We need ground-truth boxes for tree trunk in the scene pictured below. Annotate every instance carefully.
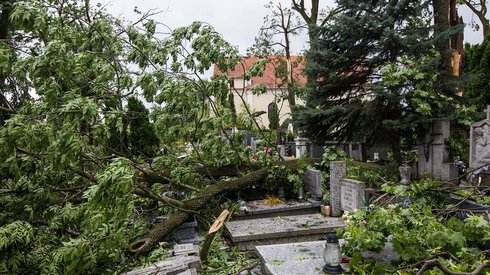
[132,168,269,254]
[132,158,318,254]
[0,1,11,42]
[0,0,12,115]
[483,21,489,39]
[391,131,402,166]
[433,0,451,71]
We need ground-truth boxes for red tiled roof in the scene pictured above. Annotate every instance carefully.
[213,56,306,89]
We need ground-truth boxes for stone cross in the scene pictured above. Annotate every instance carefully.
[487,105,490,120]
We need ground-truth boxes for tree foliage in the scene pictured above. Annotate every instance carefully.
[127,97,159,157]
[0,0,281,273]
[343,179,490,274]
[293,0,463,164]
[464,37,490,112]
[0,0,31,124]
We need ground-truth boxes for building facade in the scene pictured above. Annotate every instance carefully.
[213,56,306,128]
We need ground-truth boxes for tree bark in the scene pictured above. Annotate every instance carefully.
[416,259,489,275]
[141,163,262,185]
[132,168,269,254]
[0,0,14,116]
[0,1,11,42]
[433,0,452,71]
[391,131,402,166]
[131,158,318,254]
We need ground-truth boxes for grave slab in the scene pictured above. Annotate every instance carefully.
[234,199,321,221]
[256,240,399,275]
[255,241,342,275]
[225,214,345,251]
[124,255,201,275]
[176,268,198,275]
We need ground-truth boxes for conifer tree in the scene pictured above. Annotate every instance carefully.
[127,97,159,157]
[464,37,490,112]
[294,0,462,164]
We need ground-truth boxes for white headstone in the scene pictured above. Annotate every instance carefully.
[340,179,365,213]
[295,138,308,158]
[277,145,286,157]
[469,106,490,168]
[251,138,260,153]
[399,166,411,185]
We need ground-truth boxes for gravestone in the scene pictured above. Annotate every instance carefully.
[469,106,490,169]
[251,138,261,154]
[173,217,200,245]
[245,131,255,146]
[302,169,323,200]
[256,240,398,275]
[340,179,365,212]
[417,120,458,182]
[348,143,366,161]
[226,214,345,251]
[330,161,346,217]
[309,145,324,158]
[399,165,411,185]
[277,145,286,158]
[295,138,308,158]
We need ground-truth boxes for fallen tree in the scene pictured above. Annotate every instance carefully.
[131,158,316,254]
[0,2,309,273]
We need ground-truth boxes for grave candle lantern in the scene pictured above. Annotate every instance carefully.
[323,232,343,274]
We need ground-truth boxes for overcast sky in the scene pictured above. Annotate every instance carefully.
[103,0,485,55]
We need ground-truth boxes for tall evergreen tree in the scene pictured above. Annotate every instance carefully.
[464,37,490,112]
[127,97,159,157]
[294,0,461,164]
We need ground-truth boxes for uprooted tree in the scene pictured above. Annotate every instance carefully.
[0,1,309,273]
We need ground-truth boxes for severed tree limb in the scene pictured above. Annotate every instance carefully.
[233,260,260,275]
[140,164,261,186]
[390,252,462,273]
[201,209,230,263]
[133,186,182,207]
[131,158,318,254]
[0,105,15,114]
[416,259,489,275]
[130,168,269,254]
